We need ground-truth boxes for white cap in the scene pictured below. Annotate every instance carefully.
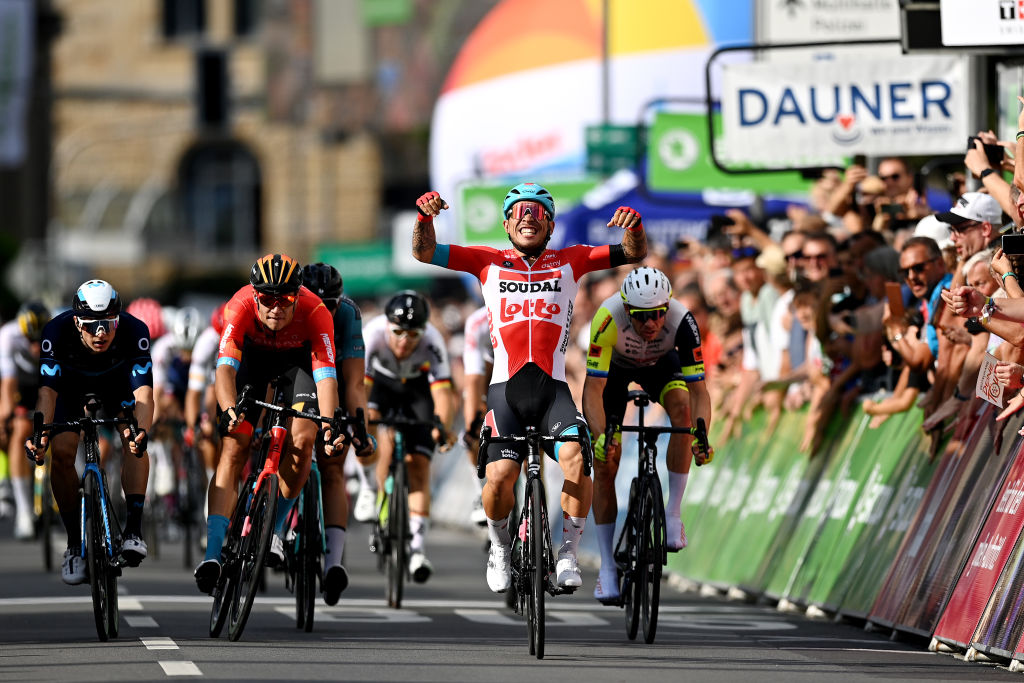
[913,214,954,250]
[935,192,1003,227]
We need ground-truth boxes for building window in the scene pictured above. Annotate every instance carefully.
[178,141,261,255]
[234,0,261,37]
[162,0,206,39]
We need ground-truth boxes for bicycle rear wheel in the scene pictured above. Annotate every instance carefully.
[40,464,55,572]
[623,478,641,641]
[526,477,546,659]
[386,463,408,609]
[295,479,319,632]
[640,480,664,644]
[83,474,111,642]
[180,445,204,569]
[228,475,278,641]
[210,476,252,638]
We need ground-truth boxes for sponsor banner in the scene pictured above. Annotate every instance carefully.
[831,410,935,617]
[802,409,920,610]
[720,55,970,167]
[935,432,1024,650]
[759,0,901,62]
[760,413,864,601]
[941,0,1024,47]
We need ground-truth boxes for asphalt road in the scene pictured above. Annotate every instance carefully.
[0,514,1018,682]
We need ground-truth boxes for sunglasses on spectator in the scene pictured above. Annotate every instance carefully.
[76,316,119,335]
[628,306,668,322]
[389,326,424,340]
[898,257,938,280]
[256,292,298,309]
[949,221,982,234]
[509,201,551,221]
[785,250,804,260]
[803,252,829,262]
[880,173,903,182]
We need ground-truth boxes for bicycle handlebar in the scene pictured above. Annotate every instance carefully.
[234,384,366,457]
[27,402,141,466]
[605,389,711,466]
[369,413,448,448]
[476,426,591,479]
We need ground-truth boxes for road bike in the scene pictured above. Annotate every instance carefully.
[287,409,364,631]
[208,384,346,641]
[604,389,709,644]
[477,425,591,659]
[29,397,143,642]
[369,414,443,609]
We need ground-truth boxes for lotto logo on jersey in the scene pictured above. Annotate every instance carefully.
[498,280,562,294]
[499,298,561,322]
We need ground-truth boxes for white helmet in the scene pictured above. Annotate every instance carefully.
[172,306,203,350]
[620,267,672,309]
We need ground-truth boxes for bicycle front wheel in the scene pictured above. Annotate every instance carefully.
[40,464,55,572]
[228,475,278,642]
[527,477,546,660]
[83,474,111,642]
[623,478,641,640]
[386,464,408,609]
[640,480,664,644]
[210,475,253,638]
[296,479,319,632]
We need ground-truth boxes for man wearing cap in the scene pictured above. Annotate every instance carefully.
[937,193,1004,276]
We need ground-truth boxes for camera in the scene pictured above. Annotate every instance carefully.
[968,136,1004,171]
[1002,234,1024,255]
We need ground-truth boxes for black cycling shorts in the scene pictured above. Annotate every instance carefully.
[602,351,687,425]
[367,373,435,459]
[236,347,318,431]
[483,362,586,467]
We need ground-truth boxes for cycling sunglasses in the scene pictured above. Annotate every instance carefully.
[255,292,298,309]
[389,326,424,340]
[76,316,119,335]
[628,306,668,322]
[509,200,551,221]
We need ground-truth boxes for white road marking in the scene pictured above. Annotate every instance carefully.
[159,661,202,676]
[274,606,431,623]
[125,616,158,627]
[142,637,178,650]
[119,598,144,611]
[548,610,608,626]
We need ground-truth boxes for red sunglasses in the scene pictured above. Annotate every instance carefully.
[509,201,551,221]
[256,292,298,309]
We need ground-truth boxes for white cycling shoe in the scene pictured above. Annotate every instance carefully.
[556,552,583,589]
[62,548,87,585]
[486,542,512,593]
[666,517,687,551]
[352,486,377,523]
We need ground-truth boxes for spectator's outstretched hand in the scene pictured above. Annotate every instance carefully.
[995,361,1024,390]
[942,286,986,318]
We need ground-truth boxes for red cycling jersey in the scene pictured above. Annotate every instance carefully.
[434,243,622,383]
[216,285,338,383]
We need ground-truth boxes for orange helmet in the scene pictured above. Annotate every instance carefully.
[249,253,302,296]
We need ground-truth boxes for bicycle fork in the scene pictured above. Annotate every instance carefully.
[243,424,287,538]
[80,464,117,563]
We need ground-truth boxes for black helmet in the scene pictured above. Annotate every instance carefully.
[385,290,429,330]
[17,302,51,342]
[72,280,122,319]
[300,263,343,302]
[250,253,303,295]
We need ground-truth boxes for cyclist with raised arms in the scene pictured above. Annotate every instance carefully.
[582,266,713,603]
[25,280,154,584]
[358,290,456,584]
[0,302,52,539]
[194,253,346,594]
[412,182,646,593]
[300,262,373,604]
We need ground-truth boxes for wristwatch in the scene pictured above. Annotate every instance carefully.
[891,333,903,342]
[980,168,996,180]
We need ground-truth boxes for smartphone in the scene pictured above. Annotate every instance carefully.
[851,153,867,167]
[1003,234,1024,255]
[886,282,905,321]
[710,215,735,232]
[882,203,904,216]
[968,136,1004,170]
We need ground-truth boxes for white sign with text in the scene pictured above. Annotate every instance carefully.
[720,55,969,167]
[978,352,1005,408]
[941,0,1024,47]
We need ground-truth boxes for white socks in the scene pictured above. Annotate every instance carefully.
[410,514,428,553]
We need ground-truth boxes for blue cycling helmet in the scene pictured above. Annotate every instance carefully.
[502,182,555,220]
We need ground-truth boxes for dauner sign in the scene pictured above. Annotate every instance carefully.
[721,55,968,167]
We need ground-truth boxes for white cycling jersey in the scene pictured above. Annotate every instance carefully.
[0,320,34,382]
[186,325,220,393]
[462,305,493,377]
[363,315,451,384]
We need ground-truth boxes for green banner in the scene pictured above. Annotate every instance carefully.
[361,0,412,26]
[646,112,813,195]
[457,178,598,247]
[315,241,428,299]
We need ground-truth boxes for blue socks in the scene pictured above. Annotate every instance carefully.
[204,514,229,562]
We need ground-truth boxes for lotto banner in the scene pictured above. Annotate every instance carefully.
[760,413,866,602]
[934,425,1024,651]
[831,412,937,617]
[800,409,922,610]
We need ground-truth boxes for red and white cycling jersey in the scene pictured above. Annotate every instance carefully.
[436,244,620,383]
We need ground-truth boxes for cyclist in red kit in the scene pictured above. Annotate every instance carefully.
[411,183,646,593]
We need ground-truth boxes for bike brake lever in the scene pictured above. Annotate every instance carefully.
[476,426,491,479]
[26,411,44,466]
